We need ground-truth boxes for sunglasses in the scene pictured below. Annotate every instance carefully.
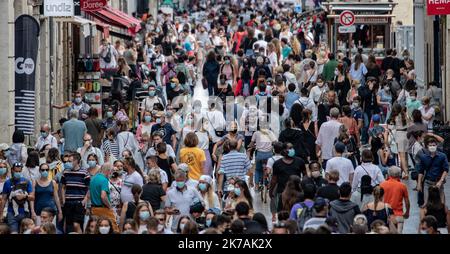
[40,168,50,172]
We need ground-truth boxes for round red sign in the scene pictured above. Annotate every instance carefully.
[339,10,355,27]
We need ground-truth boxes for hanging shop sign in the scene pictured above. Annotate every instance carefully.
[43,0,74,17]
[427,0,450,15]
[81,0,107,12]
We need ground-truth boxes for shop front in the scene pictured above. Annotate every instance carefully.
[323,1,397,63]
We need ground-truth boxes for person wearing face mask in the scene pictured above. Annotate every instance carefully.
[197,175,220,211]
[358,76,380,145]
[154,209,172,234]
[301,161,328,191]
[66,91,91,121]
[419,215,440,234]
[30,163,62,226]
[35,124,58,152]
[150,111,177,150]
[322,53,338,82]
[176,215,192,234]
[76,133,104,169]
[94,217,114,234]
[0,160,10,209]
[270,142,306,212]
[309,75,327,104]
[0,162,34,233]
[419,186,450,234]
[212,121,244,163]
[417,136,449,204]
[136,111,155,149]
[166,77,185,104]
[101,107,117,132]
[419,96,435,131]
[376,82,393,123]
[405,90,422,119]
[165,171,204,231]
[133,202,154,234]
[180,113,196,149]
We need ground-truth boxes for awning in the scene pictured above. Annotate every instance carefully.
[88,5,141,36]
[54,16,98,38]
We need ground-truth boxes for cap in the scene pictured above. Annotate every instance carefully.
[199,175,212,185]
[372,114,381,123]
[13,162,23,168]
[178,163,189,173]
[0,143,9,151]
[314,197,329,208]
[334,142,346,154]
[366,76,377,82]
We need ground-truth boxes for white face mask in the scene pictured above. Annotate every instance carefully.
[180,223,186,231]
[428,145,437,153]
[311,171,321,178]
[157,224,165,232]
[99,226,110,234]
[420,229,428,234]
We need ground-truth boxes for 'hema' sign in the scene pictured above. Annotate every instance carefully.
[427,0,450,15]
[44,0,74,17]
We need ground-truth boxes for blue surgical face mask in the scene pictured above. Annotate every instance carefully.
[206,219,212,227]
[14,172,22,179]
[41,132,48,139]
[87,160,97,168]
[170,83,176,89]
[144,116,152,123]
[106,112,113,118]
[176,181,185,189]
[198,183,207,191]
[142,83,149,90]
[139,211,151,221]
[64,162,73,170]
[75,97,82,104]
[41,171,49,178]
[288,148,295,158]
[234,188,241,196]
[156,118,162,124]
[0,167,7,176]
[149,90,156,97]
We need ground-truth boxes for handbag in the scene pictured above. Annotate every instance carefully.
[202,78,208,90]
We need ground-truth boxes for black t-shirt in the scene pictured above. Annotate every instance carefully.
[156,156,175,184]
[151,123,176,145]
[317,183,340,202]
[273,157,306,193]
[141,183,166,211]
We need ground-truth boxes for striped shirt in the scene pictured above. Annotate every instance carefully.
[220,151,251,185]
[101,138,120,160]
[61,168,90,201]
[303,217,327,230]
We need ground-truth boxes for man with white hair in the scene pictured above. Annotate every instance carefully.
[76,133,104,169]
[169,164,198,190]
[35,124,58,151]
[89,163,119,233]
[380,166,410,234]
[316,108,342,169]
[61,110,87,154]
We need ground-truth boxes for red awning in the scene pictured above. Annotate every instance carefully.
[89,5,141,36]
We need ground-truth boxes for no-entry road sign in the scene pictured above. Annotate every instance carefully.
[339,10,355,26]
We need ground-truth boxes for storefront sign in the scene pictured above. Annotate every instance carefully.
[427,0,450,15]
[15,15,40,135]
[334,17,389,24]
[81,0,107,11]
[43,0,74,17]
[338,25,356,33]
[339,10,355,26]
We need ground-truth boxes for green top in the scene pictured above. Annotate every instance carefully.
[89,173,110,207]
[322,59,339,82]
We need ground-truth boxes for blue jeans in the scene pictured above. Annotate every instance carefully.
[255,151,273,186]
[7,212,30,233]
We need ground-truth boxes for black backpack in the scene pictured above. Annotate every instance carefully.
[103,46,112,63]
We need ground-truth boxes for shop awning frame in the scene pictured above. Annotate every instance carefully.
[87,5,141,36]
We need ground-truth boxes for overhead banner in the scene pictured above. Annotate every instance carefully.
[15,15,40,135]
[427,0,450,15]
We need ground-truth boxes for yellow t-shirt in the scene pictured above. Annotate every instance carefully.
[179,147,206,180]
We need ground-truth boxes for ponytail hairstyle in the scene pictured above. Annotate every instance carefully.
[372,186,385,216]
[124,157,145,183]
[131,184,143,206]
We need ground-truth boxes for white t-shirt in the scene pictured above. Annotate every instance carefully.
[252,130,277,152]
[351,163,385,191]
[419,106,435,130]
[268,52,278,69]
[309,85,327,104]
[121,171,144,203]
[98,44,118,69]
[196,131,210,150]
[294,97,317,121]
[266,155,283,170]
[316,120,342,160]
[325,156,355,186]
[204,110,226,143]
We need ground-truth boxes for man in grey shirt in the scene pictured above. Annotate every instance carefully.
[62,110,87,154]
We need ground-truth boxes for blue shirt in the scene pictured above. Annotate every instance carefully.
[62,118,87,153]
[89,173,110,206]
[2,177,33,214]
[418,151,449,182]
[285,92,300,111]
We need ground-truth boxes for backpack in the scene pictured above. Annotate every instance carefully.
[296,202,314,232]
[103,46,112,64]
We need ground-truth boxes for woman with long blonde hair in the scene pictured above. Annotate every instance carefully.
[197,175,221,211]
[290,37,301,56]
[271,38,282,65]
